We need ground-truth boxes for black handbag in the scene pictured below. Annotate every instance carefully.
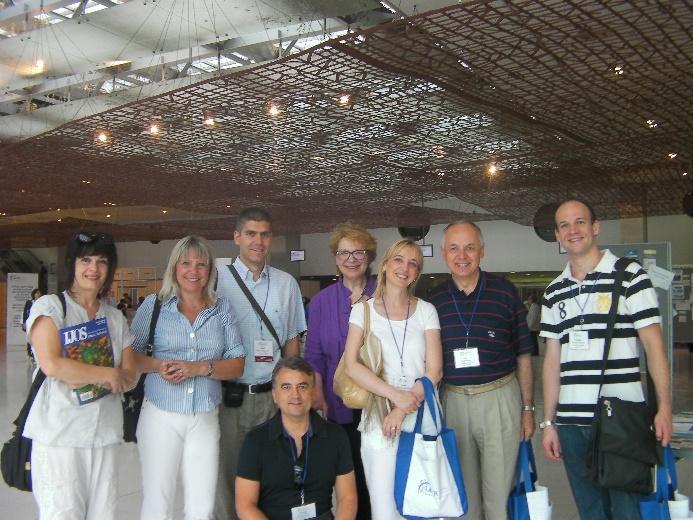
[1,292,65,491]
[584,257,661,494]
[122,297,161,443]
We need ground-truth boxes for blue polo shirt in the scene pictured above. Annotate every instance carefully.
[428,271,532,386]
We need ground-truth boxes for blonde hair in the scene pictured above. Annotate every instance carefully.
[328,222,377,262]
[373,238,423,300]
[159,235,218,307]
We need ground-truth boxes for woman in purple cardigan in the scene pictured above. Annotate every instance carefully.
[305,222,377,520]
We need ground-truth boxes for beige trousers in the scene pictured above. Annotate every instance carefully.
[442,377,521,520]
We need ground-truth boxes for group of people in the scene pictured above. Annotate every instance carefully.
[20,199,672,520]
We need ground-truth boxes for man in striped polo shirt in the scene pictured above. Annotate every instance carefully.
[541,199,672,519]
[429,221,534,520]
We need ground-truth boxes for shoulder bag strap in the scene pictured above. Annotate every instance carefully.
[227,264,282,354]
[146,297,162,357]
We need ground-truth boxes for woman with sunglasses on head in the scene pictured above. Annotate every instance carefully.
[130,235,245,520]
[304,223,377,519]
[343,238,443,519]
[23,231,137,519]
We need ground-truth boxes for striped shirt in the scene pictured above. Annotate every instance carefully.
[429,271,532,386]
[131,294,244,414]
[540,249,661,426]
[216,257,306,385]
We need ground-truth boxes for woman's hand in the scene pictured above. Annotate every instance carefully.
[101,367,136,394]
[390,389,421,415]
[159,360,203,384]
[382,408,406,438]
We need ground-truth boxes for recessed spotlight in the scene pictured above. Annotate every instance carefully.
[613,64,624,75]
[148,124,160,135]
[96,131,109,143]
[226,205,231,208]
[57,218,62,222]
[646,119,658,128]
[488,164,498,175]
[338,93,350,105]
[203,116,215,127]
[683,172,689,176]
[668,152,677,159]
[267,104,280,116]
[106,214,111,218]
[162,210,168,214]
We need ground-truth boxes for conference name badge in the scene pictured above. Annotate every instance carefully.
[453,347,480,368]
[291,502,316,520]
[254,339,274,362]
[595,294,611,313]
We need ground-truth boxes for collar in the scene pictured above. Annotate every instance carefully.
[338,275,377,298]
[268,410,327,440]
[449,269,485,297]
[561,249,617,282]
[233,256,269,281]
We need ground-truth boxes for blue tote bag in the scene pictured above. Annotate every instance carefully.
[394,376,467,519]
[508,441,552,520]
[639,446,693,519]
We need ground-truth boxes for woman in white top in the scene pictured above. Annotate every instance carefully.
[24,231,136,520]
[343,238,443,519]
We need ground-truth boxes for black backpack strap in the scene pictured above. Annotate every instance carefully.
[227,264,283,354]
[145,297,162,357]
[58,291,67,319]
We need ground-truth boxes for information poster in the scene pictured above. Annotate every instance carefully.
[5,273,38,347]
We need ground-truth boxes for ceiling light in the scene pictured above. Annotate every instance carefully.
[106,214,111,218]
[668,152,677,159]
[96,131,110,143]
[267,104,280,116]
[684,172,689,176]
[488,164,498,175]
[226,205,231,208]
[148,124,160,135]
[57,218,62,222]
[613,65,624,75]
[31,59,45,74]
[203,116,215,127]
[646,119,658,128]
[162,210,168,214]
[457,59,471,69]
[311,156,324,161]
[338,93,350,105]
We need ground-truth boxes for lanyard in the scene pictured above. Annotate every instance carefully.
[336,277,372,341]
[569,271,603,326]
[249,269,270,335]
[449,274,484,348]
[382,297,411,375]
[288,432,310,505]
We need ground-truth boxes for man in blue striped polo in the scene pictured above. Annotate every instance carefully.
[540,199,672,519]
[429,221,535,520]
[214,207,307,520]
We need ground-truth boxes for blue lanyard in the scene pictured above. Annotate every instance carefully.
[569,271,603,326]
[382,297,411,375]
[449,274,484,348]
[288,432,310,505]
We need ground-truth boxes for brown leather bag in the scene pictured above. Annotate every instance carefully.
[333,301,383,409]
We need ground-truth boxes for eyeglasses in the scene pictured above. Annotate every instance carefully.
[77,232,113,245]
[335,249,368,261]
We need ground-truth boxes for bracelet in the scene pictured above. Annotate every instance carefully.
[521,404,535,412]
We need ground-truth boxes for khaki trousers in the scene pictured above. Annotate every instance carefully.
[442,377,521,520]
[213,391,276,520]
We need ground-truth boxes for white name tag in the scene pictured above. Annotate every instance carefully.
[254,339,274,362]
[396,374,412,389]
[569,330,589,350]
[291,502,316,520]
[453,347,480,368]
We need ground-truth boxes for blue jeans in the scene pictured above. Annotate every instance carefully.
[558,425,645,520]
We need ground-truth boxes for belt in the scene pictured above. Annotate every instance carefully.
[446,372,515,396]
[227,381,273,394]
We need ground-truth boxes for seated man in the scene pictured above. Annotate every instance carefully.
[236,357,357,520]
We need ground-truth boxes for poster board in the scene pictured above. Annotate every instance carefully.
[5,273,38,347]
[672,265,693,344]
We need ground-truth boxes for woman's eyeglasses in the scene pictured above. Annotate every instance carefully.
[335,249,367,261]
[77,232,113,245]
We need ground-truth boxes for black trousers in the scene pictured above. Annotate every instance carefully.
[340,411,371,520]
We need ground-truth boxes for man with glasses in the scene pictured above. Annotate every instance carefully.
[214,207,307,520]
[236,357,357,520]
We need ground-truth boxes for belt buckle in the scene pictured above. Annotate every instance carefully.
[248,384,257,395]
[463,387,473,396]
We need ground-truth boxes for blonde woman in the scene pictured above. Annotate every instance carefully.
[343,238,443,519]
[131,235,245,519]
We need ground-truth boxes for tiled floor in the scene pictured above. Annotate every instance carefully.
[1,335,692,519]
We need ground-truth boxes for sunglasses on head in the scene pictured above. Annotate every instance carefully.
[77,232,114,245]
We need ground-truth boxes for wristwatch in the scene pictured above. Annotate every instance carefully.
[521,404,535,412]
[205,361,214,377]
[539,419,555,429]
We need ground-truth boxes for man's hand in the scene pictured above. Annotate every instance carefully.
[520,411,535,440]
[542,426,562,461]
[654,407,673,446]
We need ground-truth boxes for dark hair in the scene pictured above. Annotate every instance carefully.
[554,199,598,229]
[64,232,117,298]
[235,207,272,232]
[31,288,41,299]
[271,356,315,387]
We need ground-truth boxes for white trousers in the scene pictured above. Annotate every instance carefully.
[137,400,220,520]
[31,442,118,520]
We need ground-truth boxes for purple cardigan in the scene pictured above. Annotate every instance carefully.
[304,276,376,424]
